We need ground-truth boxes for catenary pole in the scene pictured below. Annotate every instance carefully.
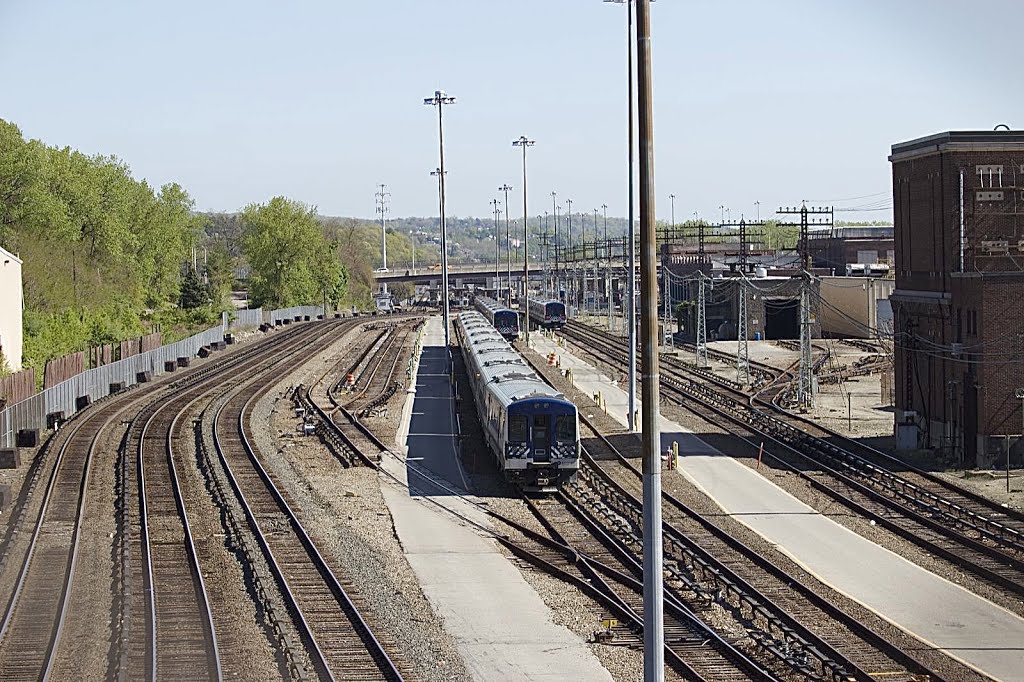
[636,0,664,679]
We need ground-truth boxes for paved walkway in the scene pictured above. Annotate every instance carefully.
[381,316,614,681]
[532,332,1024,682]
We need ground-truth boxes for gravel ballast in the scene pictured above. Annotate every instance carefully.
[249,321,472,681]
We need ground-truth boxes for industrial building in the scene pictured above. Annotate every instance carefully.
[0,245,23,372]
[890,130,1024,466]
[808,225,894,274]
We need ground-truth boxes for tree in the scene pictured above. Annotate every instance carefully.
[241,197,345,308]
[204,243,236,308]
[180,266,207,309]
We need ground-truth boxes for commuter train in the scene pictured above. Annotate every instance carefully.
[455,311,580,491]
[527,298,567,330]
[474,295,520,340]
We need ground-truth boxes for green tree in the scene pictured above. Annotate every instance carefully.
[180,266,207,309]
[241,197,345,308]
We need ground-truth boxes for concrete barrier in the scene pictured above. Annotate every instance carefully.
[0,448,21,468]
[16,429,38,448]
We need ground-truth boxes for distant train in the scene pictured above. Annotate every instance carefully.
[527,298,567,330]
[455,311,580,491]
[474,295,520,340]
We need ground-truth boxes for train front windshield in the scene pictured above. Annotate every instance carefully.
[507,400,575,461]
[495,310,519,332]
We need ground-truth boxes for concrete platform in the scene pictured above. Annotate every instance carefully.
[383,316,614,682]
[532,332,1024,682]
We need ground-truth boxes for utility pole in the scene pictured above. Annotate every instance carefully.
[376,182,391,284]
[669,193,675,230]
[513,136,535,345]
[636,0,664,677]
[697,272,709,367]
[593,208,600,314]
[737,275,749,385]
[798,273,815,411]
[424,90,456,346]
[411,229,417,275]
[567,198,574,311]
[551,192,560,302]
[431,167,446,314]
[755,200,760,222]
[777,203,833,271]
[603,204,612,330]
[492,198,502,300]
[501,184,514,306]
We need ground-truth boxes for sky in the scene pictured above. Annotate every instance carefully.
[2,0,1021,224]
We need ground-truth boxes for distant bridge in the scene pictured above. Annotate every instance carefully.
[372,262,639,286]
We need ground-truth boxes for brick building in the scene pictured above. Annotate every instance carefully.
[808,226,895,273]
[890,130,1024,466]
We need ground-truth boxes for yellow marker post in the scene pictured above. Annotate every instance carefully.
[673,441,679,470]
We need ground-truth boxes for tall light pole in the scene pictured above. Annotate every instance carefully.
[431,167,446,313]
[375,184,390,272]
[605,0,639,432]
[551,191,559,301]
[669,193,676,230]
[636,0,664,678]
[492,198,502,299]
[755,200,761,222]
[410,229,417,276]
[719,204,725,224]
[513,136,535,345]
[500,184,514,306]
[566,198,574,310]
[424,90,456,346]
[603,203,611,330]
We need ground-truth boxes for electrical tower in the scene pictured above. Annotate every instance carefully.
[776,203,833,271]
[696,272,710,367]
[798,274,815,410]
[374,184,390,272]
[737,275,749,385]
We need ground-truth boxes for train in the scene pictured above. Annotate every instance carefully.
[474,295,520,340]
[527,298,567,330]
[455,311,580,491]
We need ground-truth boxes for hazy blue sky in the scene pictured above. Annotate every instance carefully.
[2,1,1020,223]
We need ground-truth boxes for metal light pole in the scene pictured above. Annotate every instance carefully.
[605,0,639,432]
[551,192,560,301]
[636,1,664,678]
[411,229,417,275]
[424,90,456,346]
[431,167,446,312]
[566,198,574,310]
[492,198,502,299]
[513,136,535,345]
[719,204,725,224]
[501,184,514,306]
[603,203,612,330]
[755,200,761,222]
[669,193,675,231]
[375,184,390,271]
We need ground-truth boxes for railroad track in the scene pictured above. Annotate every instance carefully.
[210,329,406,681]
[347,319,422,418]
[561,320,1024,597]
[116,320,348,677]
[524,493,780,681]
[573,416,935,681]
[0,394,136,680]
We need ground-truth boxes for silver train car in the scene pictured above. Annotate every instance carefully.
[527,298,567,330]
[455,311,580,491]
[474,295,520,340]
